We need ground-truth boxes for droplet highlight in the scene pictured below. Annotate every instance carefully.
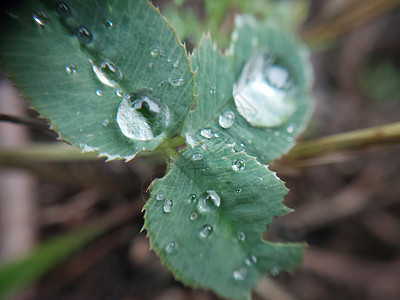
[199,225,213,238]
[233,48,298,127]
[233,267,247,281]
[156,193,164,201]
[190,212,198,220]
[116,89,170,141]
[65,64,76,74]
[165,241,175,253]
[95,89,103,96]
[200,129,213,139]
[55,2,71,18]
[192,152,203,161]
[237,231,246,241]
[187,194,197,204]
[91,59,122,87]
[75,26,93,44]
[232,159,245,171]
[32,10,49,27]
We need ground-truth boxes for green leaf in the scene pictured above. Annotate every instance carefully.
[183,16,313,164]
[0,0,194,160]
[144,143,304,300]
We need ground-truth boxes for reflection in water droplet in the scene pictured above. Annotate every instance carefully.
[168,78,184,86]
[237,231,245,241]
[32,10,49,26]
[55,2,71,18]
[233,267,247,281]
[91,59,122,87]
[190,212,198,220]
[96,89,103,96]
[199,225,213,238]
[75,26,93,44]
[232,159,245,171]
[187,194,197,204]
[116,89,170,141]
[65,64,76,74]
[219,111,235,129]
[116,89,123,97]
[156,193,164,201]
[198,190,220,213]
[165,241,175,253]
[104,19,113,28]
[192,153,203,161]
[101,119,110,127]
[163,199,173,213]
[200,129,213,139]
[233,48,297,127]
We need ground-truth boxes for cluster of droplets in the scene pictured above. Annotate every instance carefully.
[149,48,182,86]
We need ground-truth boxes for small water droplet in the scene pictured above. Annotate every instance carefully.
[236,188,242,193]
[287,136,293,142]
[65,64,76,74]
[163,199,173,213]
[187,194,197,204]
[219,111,235,129]
[259,177,263,181]
[159,50,165,56]
[96,89,103,96]
[233,48,298,127]
[210,86,217,94]
[167,58,172,63]
[32,10,49,27]
[270,267,279,276]
[214,132,220,138]
[232,159,245,171]
[101,119,110,127]
[245,255,257,266]
[148,62,154,68]
[156,193,164,201]
[150,49,158,56]
[116,89,123,97]
[173,61,179,68]
[198,190,220,213]
[190,212,198,220]
[104,19,113,28]
[200,129,213,139]
[75,26,93,44]
[116,89,170,141]
[233,267,247,281]
[237,231,245,241]
[192,153,203,161]
[168,78,184,87]
[165,241,175,253]
[199,225,213,238]
[91,59,122,87]
[287,125,294,133]
[55,2,71,18]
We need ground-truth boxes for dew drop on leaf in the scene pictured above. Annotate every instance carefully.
[200,128,213,139]
[233,48,298,127]
[91,59,122,87]
[116,89,170,141]
[233,267,247,281]
[150,49,158,56]
[218,111,235,129]
[173,61,179,68]
[101,119,109,127]
[198,190,220,213]
[95,89,102,96]
[199,225,213,238]
[189,212,198,220]
[187,194,197,204]
[287,124,294,133]
[237,231,246,241]
[148,62,154,68]
[104,19,113,29]
[55,2,71,19]
[163,199,173,213]
[168,78,184,86]
[191,152,203,161]
[65,64,76,74]
[115,89,123,97]
[32,10,49,27]
[156,193,164,201]
[75,26,93,44]
[165,241,175,253]
[232,159,245,171]
[245,255,257,266]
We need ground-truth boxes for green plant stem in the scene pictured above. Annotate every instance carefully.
[285,122,400,159]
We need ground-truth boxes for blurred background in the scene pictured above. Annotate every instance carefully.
[1,0,400,299]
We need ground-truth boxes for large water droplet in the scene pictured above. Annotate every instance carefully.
[165,241,175,253]
[233,267,247,281]
[65,64,76,74]
[218,111,235,129]
[232,159,245,171]
[199,225,213,238]
[200,129,213,139]
[55,2,71,18]
[91,59,122,87]
[198,190,220,213]
[116,89,170,141]
[163,199,173,213]
[75,26,93,44]
[32,10,49,27]
[233,48,297,127]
